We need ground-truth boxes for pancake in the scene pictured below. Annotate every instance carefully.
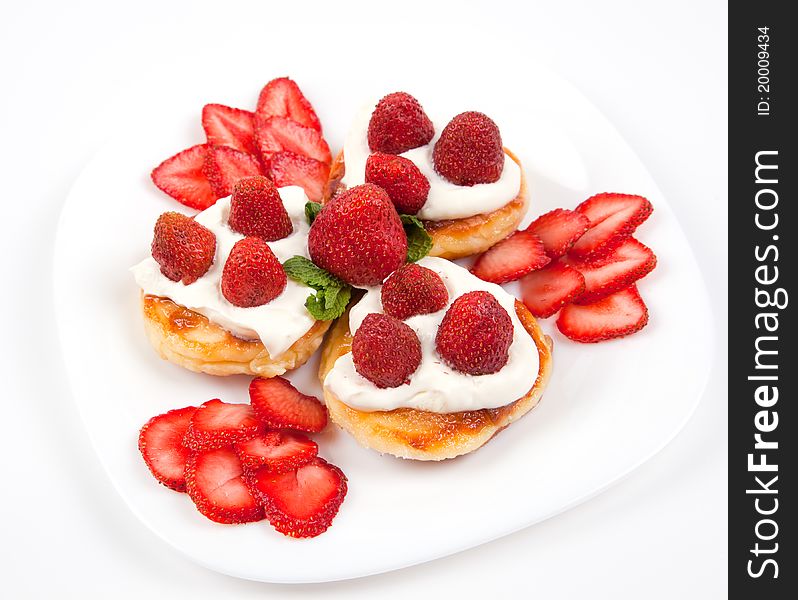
[141,293,330,377]
[318,300,552,460]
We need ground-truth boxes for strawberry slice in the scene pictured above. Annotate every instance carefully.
[520,262,586,318]
[269,151,329,202]
[249,376,328,433]
[138,406,197,492]
[566,238,657,304]
[202,145,263,198]
[245,457,347,538]
[569,193,653,260]
[470,230,551,284]
[556,285,649,343]
[201,104,257,155]
[256,77,322,132]
[185,448,264,524]
[235,430,318,473]
[525,208,590,259]
[254,115,331,167]
[183,399,264,451]
[151,144,216,210]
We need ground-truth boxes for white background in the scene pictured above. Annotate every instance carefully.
[0,1,727,598]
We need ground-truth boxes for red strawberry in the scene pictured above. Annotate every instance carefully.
[269,151,330,203]
[381,263,448,320]
[352,313,422,388]
[249,376,328,433]
[151,144,216,210]
[201,104,257,155]
[254,115,331,167]
[245,457,347,538]
[151,211,216,284]
[367,92,434,154]
[557,285,649,343]
[235,431,318,473]
[183,399,264,451]
[525,208,590,259]
[470,230,550,284]
[202,145,263,198]
[228,176,293,241]
[185,448,264,524]
[138,406,197,492]
[433,111,504,186]
[221,237,287,307]
[567,238,657,304]
[520,262,586,318]
[365,152,430,214]
[308,183,407,286]
[256,77,322,132]
[435,291,513,375]
[569,193,653,260]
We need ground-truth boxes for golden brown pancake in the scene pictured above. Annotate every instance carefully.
[318,300,552,460]
[141,293,330,377]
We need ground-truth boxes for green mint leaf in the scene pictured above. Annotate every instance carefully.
[304,285,351,321]
[305,201,322,225]
[401,214,433,263]
[323,284,344,310]
[283,256,346,290]
[282,256,352,321]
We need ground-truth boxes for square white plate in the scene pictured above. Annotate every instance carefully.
[54,63,712,583]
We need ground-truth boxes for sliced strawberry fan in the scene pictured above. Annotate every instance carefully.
[138,376,345,538]
[152,77,330,209]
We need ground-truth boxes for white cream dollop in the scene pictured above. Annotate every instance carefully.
[340,102,522,221]
[131,186,316,358]
[323,257,540,413]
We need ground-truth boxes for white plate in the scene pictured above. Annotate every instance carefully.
[54,66,713,583]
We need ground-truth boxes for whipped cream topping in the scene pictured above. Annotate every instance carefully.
[323,257,540,413]
[340,102,522,221]
[131,186,316,357]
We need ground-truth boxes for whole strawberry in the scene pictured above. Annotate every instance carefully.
[352,313,422,388]
[228,176,293,241]
[435,291,513,375]
[365,152,430,215]
[433,112,504,186]
[151,212,216,284]
[381,263,448,320]
[368,92,435,154]
[308,183,407,286]
[221,237,286,307]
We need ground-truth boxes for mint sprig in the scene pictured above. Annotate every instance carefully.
[305,201,322,225]
[282,256,351,321]
[401,214,433,263]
